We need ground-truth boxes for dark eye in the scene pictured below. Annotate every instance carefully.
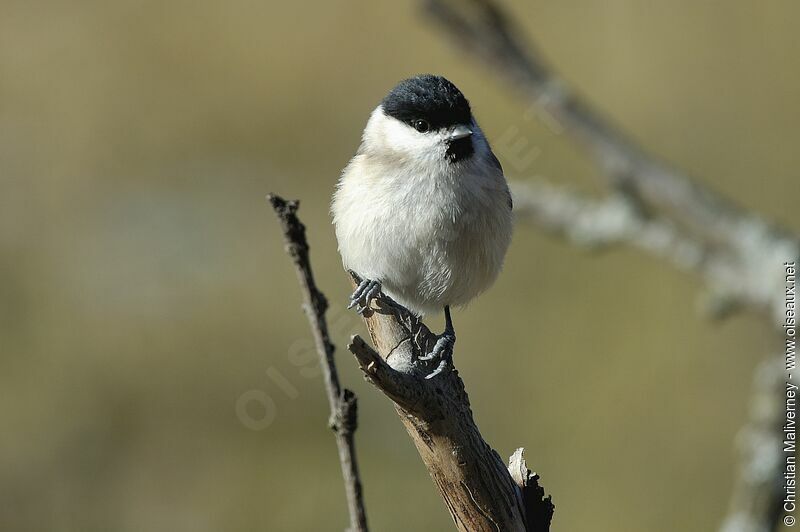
[412,119,430,133]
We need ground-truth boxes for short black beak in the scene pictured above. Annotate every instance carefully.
[447,125,473,141]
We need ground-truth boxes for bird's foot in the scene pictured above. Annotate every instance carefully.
[419,331,455,379]
[348,278,381,314]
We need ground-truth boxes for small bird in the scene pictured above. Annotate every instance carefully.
[332,74,513,377]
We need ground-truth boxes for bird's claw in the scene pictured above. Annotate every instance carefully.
[348,278,381,313]
[420,332,455,379]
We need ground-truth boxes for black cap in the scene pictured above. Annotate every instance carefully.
[381,75,472,130]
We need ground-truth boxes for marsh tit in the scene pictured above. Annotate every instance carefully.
[332,74,513,377]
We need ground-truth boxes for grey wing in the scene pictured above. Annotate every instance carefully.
[488,150,512,211]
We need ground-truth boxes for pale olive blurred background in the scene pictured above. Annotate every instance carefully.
[1,1,798,531]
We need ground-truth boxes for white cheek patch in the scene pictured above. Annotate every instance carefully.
[382,117,441,154]
[363,107,445,162]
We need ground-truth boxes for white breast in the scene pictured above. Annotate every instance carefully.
[331,114,512,316]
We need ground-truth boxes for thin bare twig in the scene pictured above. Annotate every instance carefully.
[269,194,368,532]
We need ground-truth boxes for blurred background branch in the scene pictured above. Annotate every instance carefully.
[425,0,799,322]
[720,357,785,532]
[423,1,799,531]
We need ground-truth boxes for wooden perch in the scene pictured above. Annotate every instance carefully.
[268,194,369,532]
[347,273,553,532]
